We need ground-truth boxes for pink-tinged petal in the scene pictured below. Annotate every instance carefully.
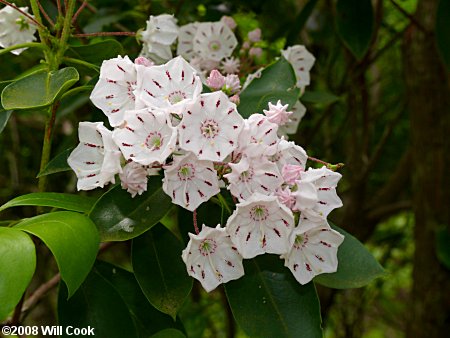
[193,22,238,62]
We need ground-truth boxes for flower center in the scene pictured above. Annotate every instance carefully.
[145,132,163,151]
[250,205,269,221]
[200,119,220,139]
[208,40,221,51]
[177,163,195,181]
[168,90,186,104]
[16,17,30,31]
[198,238,217,256]
[293,234,308,249]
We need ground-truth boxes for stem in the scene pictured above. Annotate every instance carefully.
[38,103,59,192]
[54,0,76,65]
[71,0,86,24]
[63,56,99,71]
[307,156,344,171]
[73,31,136,37]
[0,0,45,28]
[36,0,55,27]
[0,42,46,56]
[193,209,199,234]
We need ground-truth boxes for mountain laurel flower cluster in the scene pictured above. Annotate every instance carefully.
[67,13,344,292]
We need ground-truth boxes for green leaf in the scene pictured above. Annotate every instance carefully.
[95,261,185,337]
[66,40,124,65]
[0,227,36,320]
[37,148,73,177]
[336,0,374,60]
[15,211,99,297]
[0,109,12,134]
[301,91,340,105]
[150,329,186,338]
[1,67,79,110]
[132,224,193,319]
[0,193,96,213]
[239,57,300,118]
[314,223,385,288]
[225,255,322,338]
[89,176,172,241]
[286,0,319,45]
[436,227,450,270]
[58,269,138,338]
[436,0,450,70]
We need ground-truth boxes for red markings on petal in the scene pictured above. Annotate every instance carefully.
[117,65,126,72]
[305,263,312,272]
[166,71,172,80]
[216,100,221,108]
[320,240,331,247]
[122,143,133,147]
[273,228,281,237]
[152,80,162,88]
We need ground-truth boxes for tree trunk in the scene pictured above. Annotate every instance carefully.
[403,0,450,336]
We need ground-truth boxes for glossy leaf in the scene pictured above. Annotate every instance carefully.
[15,211,99,297]
[225,255,322,338]
[239,57,300,118]
[336,0,374,60]
[314,223,385,289]
[0,192,96,213]
[37,148,73,177]
[95,261,185,337]
[1,67,79,110]
[0,227,36,320]
[58,269,138,338]
[150,329,186,338]
[0,109,12,134]
[89,176,172,241]
[132,224,193,319]
[436,0,450,70]
[301,91,340,105]
[66,40,124,65]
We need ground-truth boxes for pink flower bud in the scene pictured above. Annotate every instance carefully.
[224,74,241,95]
[206,69,226,90]
[220,15,237,30]
[134,56,154,67]
[242,41,250,50]
[249,47,263,57]
[248,28,261,42]
[276,187,296,210]
[263,100,293,126]
[282,164,304,185]
[229,94,240,105]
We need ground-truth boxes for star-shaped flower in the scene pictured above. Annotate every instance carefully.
[90,56,137,127]
[278,100,306,137]
[179,91,244,162]
[283,218,344,284]
[263,100,293,126]
[162,152,220,211]
[182,224,245,292]
[193,22,238,61]
[226,193,295,258]
[140,14,179,61]
[68,122,122,191]
[112,107,177,165]
[177,22,199,61]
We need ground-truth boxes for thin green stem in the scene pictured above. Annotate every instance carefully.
[63,57,99,71]
[38,103,59,192]
[0,42,46,56]
[54,0,76,68]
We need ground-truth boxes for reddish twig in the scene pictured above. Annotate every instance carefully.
[308,156,344,171]
[56,0,62,15]
[36,1,55,27]
[193,209,199,234]
[0,0,45,28]
[71,0,86,24]
[73,31,136,37]
[21,273,61,315]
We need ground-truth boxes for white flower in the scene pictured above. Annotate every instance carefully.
[119,161,148,197]
[283,218,344,285]
[278,100,306,137]
[90,56,137,127]
[224,156,283,201]
[263,100,292,126]
[179,91,244,162]
[193,22,237,61]
[112,107,177,165]
[226,193,294,258]
[275,187,296,210]
[223,74,241,95]
[294,166,343,221]
[176,22,199,61]
[182,224,244,292]
[221,57,240,74]
[135,56,202,112]
[268,138,308,172]
[281,45,315,88]
[140,14,179,61]
[162,152,220,211]
[0,5,36,55]
[237,114,279,158]
[68,122,122,191]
